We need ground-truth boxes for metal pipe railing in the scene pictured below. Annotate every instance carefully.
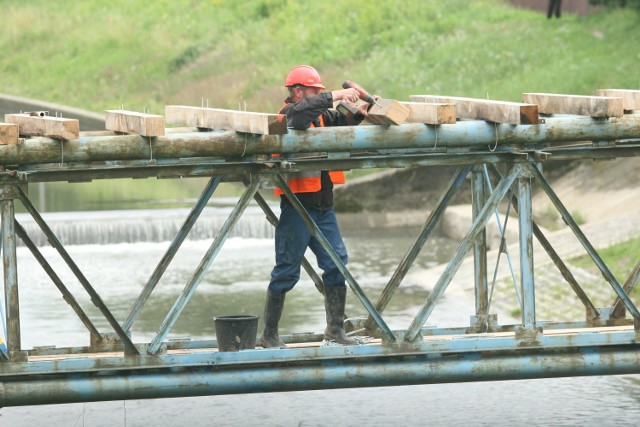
[0,114,638,166]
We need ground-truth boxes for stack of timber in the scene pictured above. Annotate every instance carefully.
[105,110,165,137]
[409,95,539,125]
[4,113,79,140]
[3,89,638,146]
[165,106,288,135]
[523,93,623,118]
[595,89,640,112]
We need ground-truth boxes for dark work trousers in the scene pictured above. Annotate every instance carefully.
[548,0,562,18]
[268,197,348,294]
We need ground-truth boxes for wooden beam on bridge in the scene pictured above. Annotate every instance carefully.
[105,110,165,137]
[522,93,624,118]
[165,106,288,135]
[0,123,19,145]
[4,113,79,140]
[399,102,456,124]
[364,98,411,125]
[409,95,539,125]
[595,89,640,112]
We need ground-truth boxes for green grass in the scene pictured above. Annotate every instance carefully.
[1,0,639,115]
[2,1,639,212]
[568,236,640,286]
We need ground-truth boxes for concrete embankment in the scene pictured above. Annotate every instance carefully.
[0,93,104,131]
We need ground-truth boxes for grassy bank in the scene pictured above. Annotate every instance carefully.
[1,0,638,115]
[500,237,640,321]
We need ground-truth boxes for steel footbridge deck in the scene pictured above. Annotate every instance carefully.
[1,106,640,406]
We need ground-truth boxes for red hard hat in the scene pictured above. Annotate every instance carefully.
[284,65,326,89]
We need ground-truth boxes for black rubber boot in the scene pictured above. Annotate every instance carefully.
[323,286,358,345]
[259,290,287,349]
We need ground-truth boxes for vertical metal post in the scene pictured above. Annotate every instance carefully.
[487,164,598,320]
[404,164,522,342]
[472,165,488,318]
[17,187,139,355]
[517,169,536,329]
[1,198,21,360]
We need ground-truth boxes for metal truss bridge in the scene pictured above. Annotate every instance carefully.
[1,106,640,407]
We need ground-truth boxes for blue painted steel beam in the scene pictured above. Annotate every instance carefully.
[482,165,520,309]
[518,173,536,329]
[13,220,101,340]
[3,326,639,378]
[3,344,640,407]
[0,114,638,166]
[528,163,640,322]
[364,165,473,331]
[404,164,523,341]
[472,166,489,318]
[273,173,396,342]
[486,164,599,319]
[16,188,139,355]
[1,199,20,359]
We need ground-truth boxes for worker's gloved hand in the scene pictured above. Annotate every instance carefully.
[332,88,360,103]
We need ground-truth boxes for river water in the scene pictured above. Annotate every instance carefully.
[1,209,640,426]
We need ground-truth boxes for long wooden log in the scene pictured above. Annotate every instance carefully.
[522,93,623,118]
[410,95,538,125]
[105,110,165,137]
[596,89,640,112]
[4,113,79,140]
[165,106,287,135]
[399,102,456,124]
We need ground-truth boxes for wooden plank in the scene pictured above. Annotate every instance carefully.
[4,113,79,140]
[410,95,539,125]
[399,102,456,124]
[0,123,19,145]
[105,110,165,137]
[595,89,640,111]
[522,93,623,117]
[165,106,288,135]
[365,98,411,125]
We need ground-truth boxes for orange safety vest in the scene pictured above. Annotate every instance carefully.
[273,103,345,196]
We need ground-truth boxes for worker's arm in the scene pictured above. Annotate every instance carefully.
[285,89,360,130]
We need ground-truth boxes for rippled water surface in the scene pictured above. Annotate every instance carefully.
[1,215,639,426]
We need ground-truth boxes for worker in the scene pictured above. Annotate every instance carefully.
[259,65,373,348]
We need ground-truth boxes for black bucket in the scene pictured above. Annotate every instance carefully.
[213,315,259,352]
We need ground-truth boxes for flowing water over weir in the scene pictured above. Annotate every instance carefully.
[15,207,275,246]
[1,94,640,411]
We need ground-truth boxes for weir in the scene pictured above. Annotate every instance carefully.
[1,97,640,407]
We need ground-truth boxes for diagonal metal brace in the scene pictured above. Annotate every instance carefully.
[17,187,139,355]
[246,178,325,295]
[486,164,599,320]
[273,173,396,342]
[123,176,222,332]
[404,163,523,342]
[364,165,473,331]
[148,175,264,354]
[14,220,102,340]
[528,163,640,322]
